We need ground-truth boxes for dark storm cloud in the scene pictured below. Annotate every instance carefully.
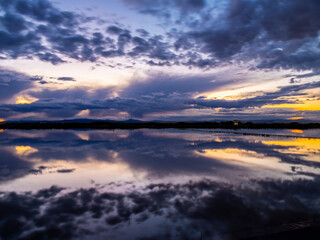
[122,0,320,73]
[0,0,179,65]
[1,0,320,73]
[0,13,27,33]
[13,0,77,26]
[257,50,320,72]
[0,0,92,64]
[0,30,43,58]
[0,68,34,101]
[1,178,320,239]
[186,0,320,73]
[0,0,80,63]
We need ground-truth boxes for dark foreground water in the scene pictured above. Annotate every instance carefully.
[0,128,320,240]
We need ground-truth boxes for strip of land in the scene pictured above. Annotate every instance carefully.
[0,121,319,130]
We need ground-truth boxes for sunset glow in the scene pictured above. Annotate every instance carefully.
[1,2,320,239]
[15,146,38,155]
[290,129,303,133]
[264,100,320,112]
[196,148,291,172]
[16,96,39,105]
[0,0,318,122]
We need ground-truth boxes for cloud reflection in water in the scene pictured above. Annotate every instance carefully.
[0,129,319,239]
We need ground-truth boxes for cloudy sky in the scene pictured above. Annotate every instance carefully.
[0,0,319,122]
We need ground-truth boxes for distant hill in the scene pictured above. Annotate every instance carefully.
[4,118,144,123]
[1,121,319,130]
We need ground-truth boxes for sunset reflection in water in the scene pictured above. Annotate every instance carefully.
[0,129,319,240]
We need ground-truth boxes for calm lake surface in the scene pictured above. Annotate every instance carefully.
[0,128,320,239]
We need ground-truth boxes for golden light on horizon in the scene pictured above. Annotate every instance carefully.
[288,117,303,120]
[15,146,38,155]
[290,129,303,134]
[0,118,4,122]
[263,100,320,111]
[16,96,38,104]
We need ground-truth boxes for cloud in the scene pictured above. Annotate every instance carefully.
[13,0,77,26]
[0,68,34,102]
[0,0,180,66]
[1,177,320,239]
[191,81,320,110]
[107,25,125,35]
[188,0,320,73]
[122,0,320,73]
[121,0,207,15]
[0,67,318,120]
[120,72,222,97]
[0,12,27,33]
[57,168,75,173]
[0,0,87,63]
[1,0,319,74]
[36,52,65,64]
[56,77,76,81]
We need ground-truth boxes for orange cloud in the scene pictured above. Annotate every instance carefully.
[16,96,38,104]
[15,146,38,155]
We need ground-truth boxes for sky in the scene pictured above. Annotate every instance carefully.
[0,0,319,122]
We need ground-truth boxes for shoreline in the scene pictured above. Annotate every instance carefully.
[1,121,319,130]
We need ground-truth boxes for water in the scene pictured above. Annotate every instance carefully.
[0,129,319,239]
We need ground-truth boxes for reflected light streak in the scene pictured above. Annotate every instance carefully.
[196,148,289,171]
[262,138,320,150]
[288,117,303,120]
[262,139,320,162]
[77,132,90,141]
